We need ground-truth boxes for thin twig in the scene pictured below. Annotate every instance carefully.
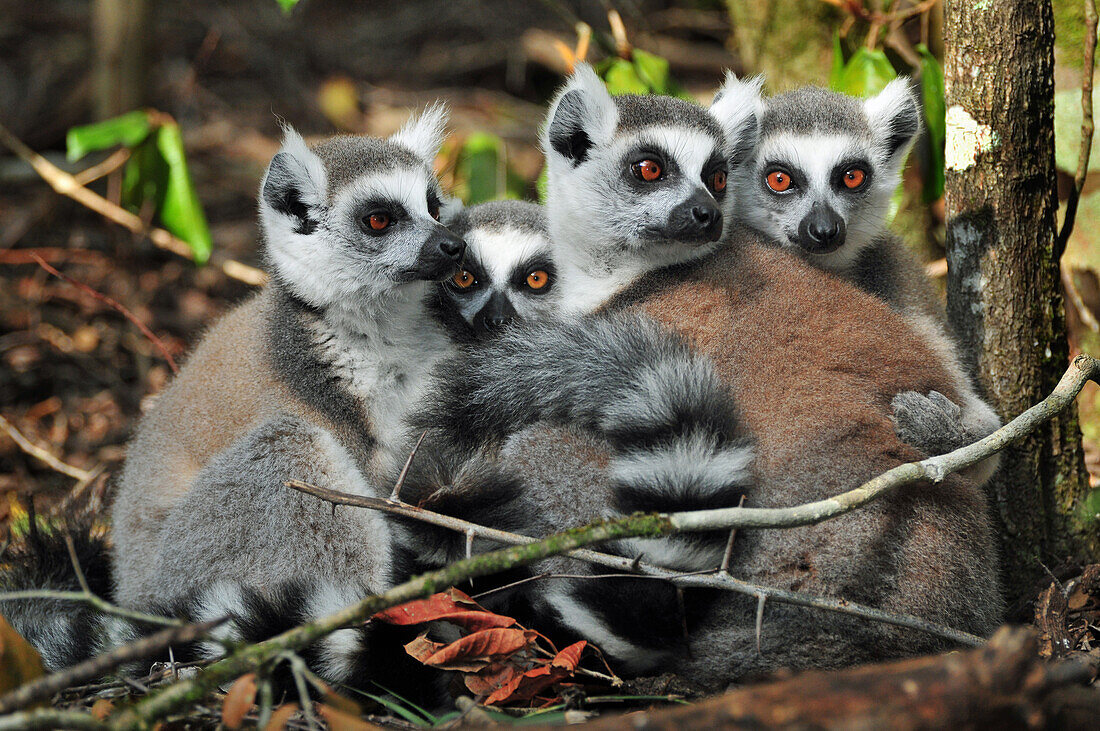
[0,588,183,629]
[72,148,131,187]
[0,618,226,714]
[0,120,267,287]
[286,479,982,646]
[390,430,427,502]
[0,120,193,260]
[1057,0,1098,252]
[0,413,93,481]
[0,709,109,731]
[755,593,768,653]
[29,253,179,374]
[62,531,92,595]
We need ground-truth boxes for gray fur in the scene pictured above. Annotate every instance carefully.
[720,79,1002,479]
[540,64,747,314]
[310,135,426,199]
[97,118,465,692]
[411,69,1002,683]
[759,86,873,139]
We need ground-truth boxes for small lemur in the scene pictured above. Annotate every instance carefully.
[432,200,558,338]
[3,111,467,700]
[405,65,1002,684]
[714,76,1002,480]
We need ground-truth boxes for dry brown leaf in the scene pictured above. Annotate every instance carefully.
[0,613,45,696]
[90,698,114,720]
[262,702,300,731]
[221,672,258,729]
[318,703,382,730]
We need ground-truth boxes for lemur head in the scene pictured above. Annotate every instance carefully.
[541,65,760,273]
[728,79,921,270]
[438,200,557,336]
[258,105,466,310]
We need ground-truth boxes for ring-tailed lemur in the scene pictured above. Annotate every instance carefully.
[3,112,468,702]
[432,200,558,338]
[403,65,1002,684]
[713,76,1002,482]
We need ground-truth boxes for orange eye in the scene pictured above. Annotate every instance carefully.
[632,159,662,182]
[526,270,549,290]
[368,213,389,230]
[711,170,727,192]
[452,270,476,289]
[766,171,791,192]
[843,168,866,189]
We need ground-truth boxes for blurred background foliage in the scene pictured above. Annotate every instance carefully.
[0,0,1098,510]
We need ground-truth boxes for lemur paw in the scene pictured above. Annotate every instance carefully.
[891,390,971,457]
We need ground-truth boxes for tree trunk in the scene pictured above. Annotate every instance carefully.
[944,0,1098,604]
[92,0,149,120]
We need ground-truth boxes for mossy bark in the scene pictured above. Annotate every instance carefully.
[944,0,1099,603]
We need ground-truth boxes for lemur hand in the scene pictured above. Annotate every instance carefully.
[890,390,973,457]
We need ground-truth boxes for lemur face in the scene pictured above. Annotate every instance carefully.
[258,106,466,309]
[541,65,760,270]
[729,81,920,271]
[439,200,557,336]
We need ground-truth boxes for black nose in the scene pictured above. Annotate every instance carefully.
[798,203,846,253]
[667,190,723,243]
[692,205,715,226]
[472,292,517,336]
[438,234,465,261]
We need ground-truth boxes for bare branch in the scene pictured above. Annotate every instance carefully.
[0,618,226,714]
[0,588,182,629]
[29,253,179,374]
[0,120,266,287]
[0,414,93,481]
[390,430,427,502]
[0,709,109,731]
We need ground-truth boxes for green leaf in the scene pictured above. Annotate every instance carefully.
[917,44,945,202]
[455,132,516,206]
[632,49,671,94]
[154,122,213,264]
[66,110,153,162]
[120,136,167,213]
[831,48,896,97]
[602,59,649,95]
[275,0,300,13]
[829,32,846,91]
[1055,87,1100,174]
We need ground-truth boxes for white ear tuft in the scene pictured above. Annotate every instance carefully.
[708,71,764,166]
[863,78,921,158]
[260,125,328,225]
[389,102,450,164]
[541,62,618,164]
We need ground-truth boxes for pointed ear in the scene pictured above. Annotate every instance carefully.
[708,72,764,167]
[864,78,921,159]
[260,126,327,235]
[390,102,449,164]
[542,63,617,166]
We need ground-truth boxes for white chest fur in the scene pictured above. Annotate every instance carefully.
[311,287,453,472]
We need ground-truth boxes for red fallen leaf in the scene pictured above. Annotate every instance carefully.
[373,588,516,632]
[404,628,536,671]
[484,641,588,706]
[465,662,522,696]
[221,673,258,729]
